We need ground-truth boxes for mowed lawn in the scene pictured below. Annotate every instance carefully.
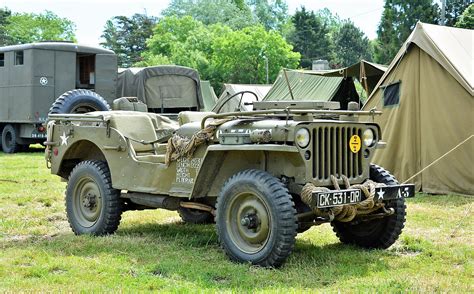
[0,151,472,292]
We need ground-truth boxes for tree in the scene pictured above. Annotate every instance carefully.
[0,7,12,46]
[374,0,439,64]
[247,0,289,31]
[455,3,474,29]
[444,0,471,26]
[333,21,371,67]
[162,0,256,30]
[289,6,331,68]
[101,14,157,67]
[5,11,75,44]
[212,25,300,84]
[140,16,300,90]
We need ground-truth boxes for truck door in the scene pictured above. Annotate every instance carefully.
[94,54,117,104]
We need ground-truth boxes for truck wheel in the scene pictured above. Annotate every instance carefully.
[1,124,20,153]
[49,89,111,114]
[66,160,122,235]
[216,170,297,267]
[331,164,406,249]
[178,207,214,224]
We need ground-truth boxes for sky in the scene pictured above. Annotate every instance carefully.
[1,0,385,45]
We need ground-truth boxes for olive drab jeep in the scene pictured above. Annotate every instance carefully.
[45,96,415,267]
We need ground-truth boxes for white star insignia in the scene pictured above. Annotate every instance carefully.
[377,189,385,200]
[60,132,69,146]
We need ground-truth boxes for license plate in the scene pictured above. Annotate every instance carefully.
[315,189,362,208]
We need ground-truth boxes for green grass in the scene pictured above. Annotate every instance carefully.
[0,151,473,292]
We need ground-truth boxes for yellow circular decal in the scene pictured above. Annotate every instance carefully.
[349,135,361,153]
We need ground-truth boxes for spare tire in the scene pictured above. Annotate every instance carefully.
[49,89,111,114]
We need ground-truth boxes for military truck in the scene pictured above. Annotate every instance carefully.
[45,96,414,267]
[0,42,206,154]
[0,42,118,153]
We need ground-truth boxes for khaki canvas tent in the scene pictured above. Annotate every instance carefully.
[117,65,204,113]
[263,69,360,109]
[200,80,218,111]
[213,84,272,113]
[363,22,473,195]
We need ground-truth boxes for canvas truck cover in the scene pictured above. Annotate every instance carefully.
[213,84,271,113]
[116,65,204,111]
[363,22,474,195]
[263,69,359,109]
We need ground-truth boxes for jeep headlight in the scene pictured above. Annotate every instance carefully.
[295,128,310,148]
[363,129,375,147]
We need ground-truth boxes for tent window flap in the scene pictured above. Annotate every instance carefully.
[382,81,400,107]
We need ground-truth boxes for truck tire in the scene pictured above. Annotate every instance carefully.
[66,160,122,235]
[331,164,406,249]
[49,89,111,114]
[215,169,297,267]
[1,124,20,153]
[178,207,214,224]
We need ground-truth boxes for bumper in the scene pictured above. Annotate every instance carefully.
[313,184,415,209]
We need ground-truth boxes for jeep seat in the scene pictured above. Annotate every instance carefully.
[112,97,148,112]
[105,111,174,163]
[178,111,216,126]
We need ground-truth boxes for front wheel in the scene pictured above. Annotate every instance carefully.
[331,164,406,248]
[216,170,297,267]
[66,160,122,235]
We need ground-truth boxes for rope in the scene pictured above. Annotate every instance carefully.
[300,175,386,222]
[402,134,473,184]
[165,119,230,166]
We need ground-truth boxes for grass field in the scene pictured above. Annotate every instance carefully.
[0,150,472,292]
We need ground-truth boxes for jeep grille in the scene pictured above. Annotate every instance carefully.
[312,126,363,180]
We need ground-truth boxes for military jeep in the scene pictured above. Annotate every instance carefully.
[45,97,414,267]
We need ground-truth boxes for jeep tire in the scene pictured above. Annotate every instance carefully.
[331,164,407,248]
[216,169,297,267]
[66,160,122,235]
[49,89,111,114]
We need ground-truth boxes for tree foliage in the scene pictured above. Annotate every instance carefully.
[444,0,471,26]
[4,11,75,44]
[162,0,256,30]
[247,0,289,31]
[0,7,12,46]
[374,0,439,64]
[140,16,299,90]
[289,6,332,68]
[101,14,157,67]
[333,21,371,67]
[455,3,474,29]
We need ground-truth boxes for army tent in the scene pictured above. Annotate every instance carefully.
[200,81,218,111]
[117,65,204,113]
[213,84,272,113]
[363,22,473,195]
[263,69,359,109]
[313,60,387,96]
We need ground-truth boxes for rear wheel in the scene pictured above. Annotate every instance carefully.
[49,89,111,114]
[331,164,406,248]
[216,170,297,267]
[66,160,122,235]
[1,124,19,153]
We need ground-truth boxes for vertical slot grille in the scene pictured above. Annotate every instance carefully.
[312,125,363,181]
